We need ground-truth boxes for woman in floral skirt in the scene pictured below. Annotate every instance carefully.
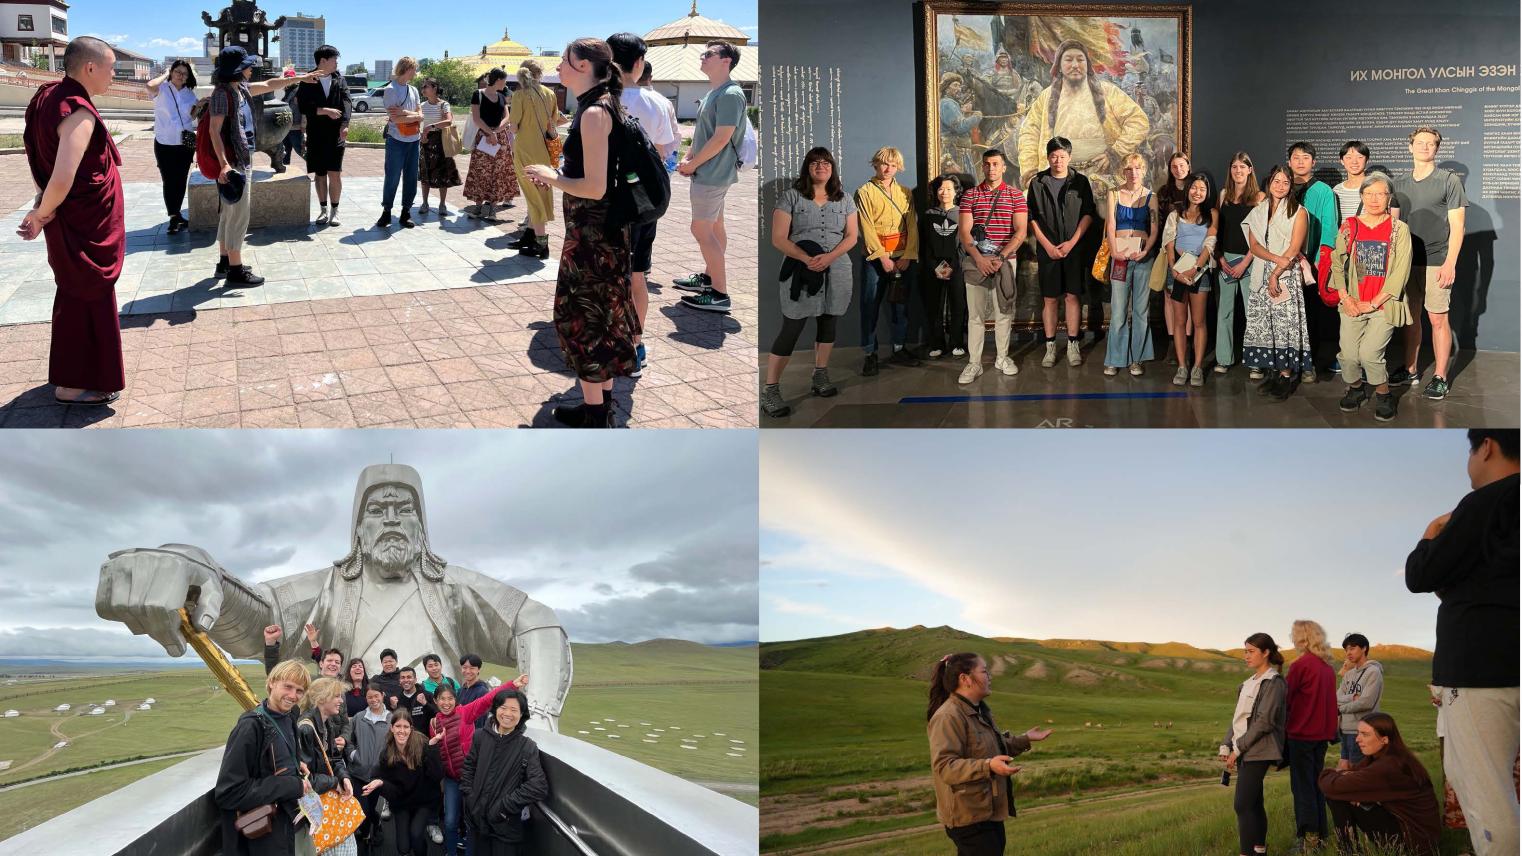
[417,77,461,217]
[523,38,637,429]
[463,67,518,221]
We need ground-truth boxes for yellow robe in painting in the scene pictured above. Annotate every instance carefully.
[1016,79,1149,184]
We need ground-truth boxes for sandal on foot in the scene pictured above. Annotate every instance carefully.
[55,390,119,406]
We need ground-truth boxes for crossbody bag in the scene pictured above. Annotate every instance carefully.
[869,182,911,303]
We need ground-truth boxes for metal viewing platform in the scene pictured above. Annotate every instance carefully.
[0,730,757,856]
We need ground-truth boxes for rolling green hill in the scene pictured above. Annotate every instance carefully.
[0,641,757,841]
[760,626,1464,855]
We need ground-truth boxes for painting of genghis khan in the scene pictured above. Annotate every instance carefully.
[925,3,1189,209]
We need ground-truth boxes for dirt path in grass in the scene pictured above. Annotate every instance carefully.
[766,777,1220,854]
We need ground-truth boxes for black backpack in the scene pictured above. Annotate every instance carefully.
[606,104,670,229]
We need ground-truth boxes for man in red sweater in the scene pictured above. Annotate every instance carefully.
[1285,620,1340,849]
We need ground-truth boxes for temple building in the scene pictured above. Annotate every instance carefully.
[450,4,756,121]
[643,2,756,119]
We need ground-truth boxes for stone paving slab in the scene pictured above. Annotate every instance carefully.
[0,144,758,429]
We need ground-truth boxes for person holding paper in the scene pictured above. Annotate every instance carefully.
[1162,173,1218,387]
[463,68,519,222]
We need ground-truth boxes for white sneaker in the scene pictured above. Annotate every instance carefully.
[1129,363,1144,377]
[1041,342,1057,367]
[995,356,1018,376]
[958,363,984,384]
[1172,366,1188,386]
[1066,340,1082,367]
[1103,365,1118,376]
[1213,364,1230,374]
[927,349,943,358]
[952,347,966,357]
[1190,366,1205,387]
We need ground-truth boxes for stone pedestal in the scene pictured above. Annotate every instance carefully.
[188,168,310,232]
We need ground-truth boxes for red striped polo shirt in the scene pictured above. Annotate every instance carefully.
[959,181,1028,247]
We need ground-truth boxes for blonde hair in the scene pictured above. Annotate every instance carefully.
[266,659,312,694]
[394,56,417,79]
[1118,152,1148,183]
[517,59,543,88]
[1291,620,1334,664]
[871,146,904,169]
[302,677,346,712]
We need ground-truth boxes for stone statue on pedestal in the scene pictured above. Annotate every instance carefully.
[201,0,293,172]
[94,464,573,729]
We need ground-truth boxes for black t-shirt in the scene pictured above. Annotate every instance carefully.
[1406,473,1519,687]
[921,206,961,263]
[472,88,505,129]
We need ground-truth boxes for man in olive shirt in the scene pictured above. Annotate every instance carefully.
[1393,126,1467,400]
[673,41,746,314]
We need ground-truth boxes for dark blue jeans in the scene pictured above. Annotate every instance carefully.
[443,776,472,856]
[1286,738,1329,838]
[860,257,913,355]
[382,135,420,216]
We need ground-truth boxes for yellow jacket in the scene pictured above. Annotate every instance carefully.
[853,179,919,262]
[1016,79,1149,184]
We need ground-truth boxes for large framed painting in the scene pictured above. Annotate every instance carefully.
[922,2,1191,209]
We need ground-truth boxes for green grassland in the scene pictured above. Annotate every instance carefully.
[0,640,756,841]
[760,626,1469,855]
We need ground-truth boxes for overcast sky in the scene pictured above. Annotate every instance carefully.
[762,430,1478,651]
[0,431,758,658]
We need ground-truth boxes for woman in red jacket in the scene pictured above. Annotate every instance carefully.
[429,674,527,856]
[1318,713,1441,855]
[1285,619,1340,849]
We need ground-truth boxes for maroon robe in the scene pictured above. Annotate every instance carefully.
[23,76,126,392]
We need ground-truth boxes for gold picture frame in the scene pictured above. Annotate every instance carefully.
[921,1,1191,202]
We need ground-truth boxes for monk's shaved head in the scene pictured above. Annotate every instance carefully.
[63,36,114,74]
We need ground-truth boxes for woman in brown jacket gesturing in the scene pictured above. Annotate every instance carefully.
[926,653,1052,856]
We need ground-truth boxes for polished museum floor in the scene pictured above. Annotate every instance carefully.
[760,337,1519,429]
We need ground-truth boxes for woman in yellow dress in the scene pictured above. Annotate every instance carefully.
[510,59,566,260]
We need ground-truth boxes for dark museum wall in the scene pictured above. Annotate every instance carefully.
[757,0,1519,353]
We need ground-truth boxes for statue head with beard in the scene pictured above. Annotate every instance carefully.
[334,464,448,582]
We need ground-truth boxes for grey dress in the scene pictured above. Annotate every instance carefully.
[776,188,856,320]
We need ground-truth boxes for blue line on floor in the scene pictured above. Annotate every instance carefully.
[898,391,1192,404]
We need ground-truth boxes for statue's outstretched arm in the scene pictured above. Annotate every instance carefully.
[95,544,276,660]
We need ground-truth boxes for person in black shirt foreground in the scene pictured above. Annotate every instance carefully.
[1405,428,1518,856]
[213,659,313,855]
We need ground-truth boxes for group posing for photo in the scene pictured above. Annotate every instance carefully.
[214,623,542,856]
[764,127,1468,424]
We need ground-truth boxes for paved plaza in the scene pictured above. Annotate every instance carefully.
[0,141,758,428]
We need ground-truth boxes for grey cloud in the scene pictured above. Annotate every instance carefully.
[560,583,760,645]
[0,431,759,653]
[0,626,172,658]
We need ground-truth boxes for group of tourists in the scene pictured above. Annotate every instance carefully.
[18,34,751,426]
[215,622,542,856]
[763,129,1468,423]
[926,429,1518,856]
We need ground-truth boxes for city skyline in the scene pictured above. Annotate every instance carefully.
[68,0,758,66]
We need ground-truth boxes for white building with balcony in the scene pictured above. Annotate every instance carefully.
[0,0,69,70]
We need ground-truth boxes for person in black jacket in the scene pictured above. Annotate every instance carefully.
[1406,428,1518,856]
[369,648,405,708]
[297,44,351,226]
[214,659,313,856]
[297,677,355,852]
[391,666,436,732]
[920,174,967,360]
[1026,136,1096,370]
[361,712,443,856]
[461,689,549,856]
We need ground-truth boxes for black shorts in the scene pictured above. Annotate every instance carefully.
[1038,250,1086,298]
[629,220,658,274]
[306,134,345,176]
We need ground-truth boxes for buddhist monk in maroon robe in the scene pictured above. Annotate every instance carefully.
[19,36,126,405]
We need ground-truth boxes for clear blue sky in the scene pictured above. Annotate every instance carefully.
[762,430,1478,651]
[69,0,758,64]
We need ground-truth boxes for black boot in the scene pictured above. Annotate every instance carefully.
[214,255,230,278]
[552,402,613,428]
[375,211,392,229]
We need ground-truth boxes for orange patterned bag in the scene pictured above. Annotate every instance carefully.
[298,719,365,853]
